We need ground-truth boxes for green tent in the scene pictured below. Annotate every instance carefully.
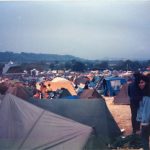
[0,94,92,150]
[28,98,121,149]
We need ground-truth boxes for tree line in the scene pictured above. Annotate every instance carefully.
[0,59,150,74]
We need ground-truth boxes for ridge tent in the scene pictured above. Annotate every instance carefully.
[0,94,92,150]
[28,98,121,149]
[79,89,102,99]
[7,84,32,100]
[113,83,130,105]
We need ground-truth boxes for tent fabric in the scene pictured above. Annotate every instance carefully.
[0,94,4,105]
[79,89,102,99]
[7,84,31,100]
[105,77,126,83]
[63,95,79,100]
[0,100,1,105]
[44,81,77,96]
[0,83,8,95]
[59,88,72,98]
[51,77,70,83]
[74,76,90,85]
[0,94,4,100]
[113,84,130,105]
[104,77,127,96]
[0,94,92,150]
[28,98,121,149]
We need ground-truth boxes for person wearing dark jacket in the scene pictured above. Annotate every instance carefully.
[128,72,142,134]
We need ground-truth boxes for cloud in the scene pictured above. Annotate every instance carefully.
[0,1,150,60]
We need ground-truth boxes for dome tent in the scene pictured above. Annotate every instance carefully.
[44,79,77,96]
[51,77,69,82]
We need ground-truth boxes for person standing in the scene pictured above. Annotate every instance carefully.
[103,79,108,96]
[128,72,142,134]
[136,75,150,150]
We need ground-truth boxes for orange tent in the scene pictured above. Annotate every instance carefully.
[44,78,77,96]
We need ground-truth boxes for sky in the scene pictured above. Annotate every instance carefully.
[0,0,150,60]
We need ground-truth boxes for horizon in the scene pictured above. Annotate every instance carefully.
[0,1,150,60]
[0,51,149,61]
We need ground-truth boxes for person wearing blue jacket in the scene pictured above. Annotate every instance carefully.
[137,75,150,150]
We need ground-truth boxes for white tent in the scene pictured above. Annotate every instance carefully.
[0,94,92,150]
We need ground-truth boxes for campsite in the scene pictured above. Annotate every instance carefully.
[1,63,149,150]
[0,1,150,149]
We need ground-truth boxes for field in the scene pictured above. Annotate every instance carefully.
[105,96,132,136]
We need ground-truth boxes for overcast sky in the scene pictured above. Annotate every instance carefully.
[0,0,150,60]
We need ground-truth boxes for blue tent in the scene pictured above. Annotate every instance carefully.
[103,76,126,96]
[63,95,79,100]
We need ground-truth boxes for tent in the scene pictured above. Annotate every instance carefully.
[63,95,79,100]
[79,89,102,99]
[0,94,4,101]
[58,88,72,98]
[0,95,2,105]
[74,76,90,85]
[7,84,32,100]
[113,83,130,105]
[0,83,8,95]
[44,79,77,96]
[0,94,5,105]
[28,98,121,149]
[51,77,69,83]
[0,94,92,150]
[104,77,126,96]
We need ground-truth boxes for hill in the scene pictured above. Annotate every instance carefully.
[0,52,82,63]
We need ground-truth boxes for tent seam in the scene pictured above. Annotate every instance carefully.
[18,110,45,150]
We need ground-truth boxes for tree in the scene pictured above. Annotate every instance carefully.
[72,61,86,72]
[49,63,55,70]
[113,60,142,71]
[65,62,72,70]
[93,61,108,70]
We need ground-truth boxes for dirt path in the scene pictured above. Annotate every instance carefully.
[104,96,132,136]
